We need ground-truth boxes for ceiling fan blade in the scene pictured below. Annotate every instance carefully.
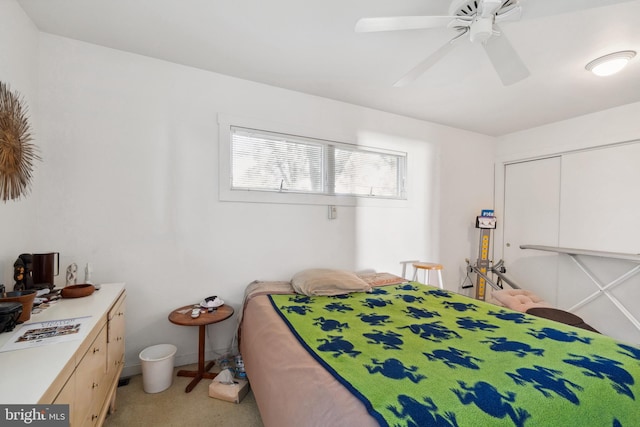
[394,39,459,87]
[482,26,530,86]
[519,0,636,20]
[355,16,459,33]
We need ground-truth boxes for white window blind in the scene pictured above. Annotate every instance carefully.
[230,126,406,200]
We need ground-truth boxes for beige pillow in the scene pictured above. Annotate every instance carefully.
[357,272,406,287]
[291,268,371,296]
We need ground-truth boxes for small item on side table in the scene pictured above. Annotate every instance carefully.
[200,296,224,309]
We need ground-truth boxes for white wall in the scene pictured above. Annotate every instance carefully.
[440,136,496,294]
[496,102,640,159]
[0,17,495,376]
[0,0,40,280]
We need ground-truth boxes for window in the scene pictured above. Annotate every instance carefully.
[228,126,407,202]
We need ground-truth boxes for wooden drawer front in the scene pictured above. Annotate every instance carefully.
[107,294,126,377]
[82,393,105,427]
[53,374,76,427]
[107,292,126,333]
[75,325,107,426]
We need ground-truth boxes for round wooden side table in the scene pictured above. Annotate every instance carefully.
[168,304,234,392]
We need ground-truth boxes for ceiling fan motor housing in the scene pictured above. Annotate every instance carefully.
[470,18,493,43]
[449,0,511,17]
[450,0,511,43]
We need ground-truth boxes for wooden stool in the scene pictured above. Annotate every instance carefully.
[412,262,444,289]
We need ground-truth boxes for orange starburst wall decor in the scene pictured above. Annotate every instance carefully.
[0,81,40,201]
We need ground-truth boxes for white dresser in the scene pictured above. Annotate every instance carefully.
[0,283,126,426]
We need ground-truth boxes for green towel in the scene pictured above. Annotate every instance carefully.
[270,284,640,427]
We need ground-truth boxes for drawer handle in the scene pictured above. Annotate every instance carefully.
[92,382,99,389]
[93,347,100,353]
[92,414,98,421]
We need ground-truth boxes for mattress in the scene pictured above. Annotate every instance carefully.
[240,288,378,427]
[239,279,640,427]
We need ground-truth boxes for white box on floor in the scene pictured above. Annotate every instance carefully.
[208,371,249,403]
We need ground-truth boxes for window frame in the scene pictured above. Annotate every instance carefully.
[218,114,409,207]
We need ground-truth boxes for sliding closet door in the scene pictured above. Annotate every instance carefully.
[502,156,561,302]
[560,142,640,253]
[557,142,640,341]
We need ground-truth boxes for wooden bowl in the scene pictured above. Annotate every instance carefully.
[61,284,95,299]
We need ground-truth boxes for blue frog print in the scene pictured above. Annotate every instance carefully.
[488,310,533,324]
[456,316,499,332]
[362,297,393,309]
[365,358,426,383]
[507,365,583,404]
[564,353,635,399]
[396,283,419,292]
[316,335,361,358]
[400,321,462,342]
[363,329,404,350]
[329,293,353,300]
[396,294,425,304]
[358,312,391,326]
[313,317,349,332]
[404,306,441,320]
[442,301,478,312]
[527,327,592,344]
[480,337,544,357]
[288,295,313,304]
[423,347,483,369]
[618,343,640,361]
[425,289,452,299]
[451,380,531,427]
[387,395,459,427]
[280,305,312,315]
[324,302,354,313]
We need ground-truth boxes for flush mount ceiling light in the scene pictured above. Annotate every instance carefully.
[585,50,636,77]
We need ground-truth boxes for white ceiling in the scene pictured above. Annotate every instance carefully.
[17,0,640,136]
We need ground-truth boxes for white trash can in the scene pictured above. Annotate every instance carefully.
[139,344,177,393]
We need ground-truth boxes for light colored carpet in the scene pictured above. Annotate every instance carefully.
[103,364,264,427]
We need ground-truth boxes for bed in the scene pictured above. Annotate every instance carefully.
[239,269,640,427]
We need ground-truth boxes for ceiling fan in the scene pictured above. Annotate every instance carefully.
[355,0,633,87]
